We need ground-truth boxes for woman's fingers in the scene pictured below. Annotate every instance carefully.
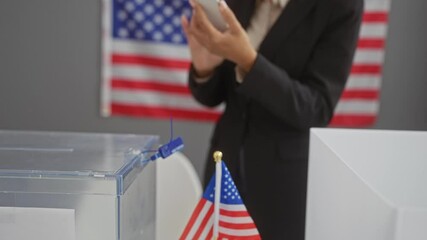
[188,3,223,50]
[181,15,189,36]
[218,0,240,32]
[192,2,219,36]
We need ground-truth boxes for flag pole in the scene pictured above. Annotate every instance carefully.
[213,151,223,240]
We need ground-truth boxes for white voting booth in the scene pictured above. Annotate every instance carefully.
[306,128,427,240]
[0,130,158,240]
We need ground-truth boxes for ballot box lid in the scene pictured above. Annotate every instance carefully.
[0,130,159,195]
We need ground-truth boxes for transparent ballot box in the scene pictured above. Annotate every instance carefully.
[306,129,427,240]
[0,130,159,240]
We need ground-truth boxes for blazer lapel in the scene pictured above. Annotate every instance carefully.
[258,0,317,59]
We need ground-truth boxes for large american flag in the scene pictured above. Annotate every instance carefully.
[101,0,391,127]
[101,0,222,121]
[180,161,261,239]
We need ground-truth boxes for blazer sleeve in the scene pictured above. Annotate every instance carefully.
[237,0,364,130]
[188,63,231,108]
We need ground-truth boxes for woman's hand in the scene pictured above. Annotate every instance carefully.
[186,0,257,72]
[181,12,224,77]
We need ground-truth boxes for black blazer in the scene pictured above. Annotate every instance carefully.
[189,0,363,238]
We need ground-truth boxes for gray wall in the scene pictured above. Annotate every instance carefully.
[1,0,426,180]
[374,0,427,129]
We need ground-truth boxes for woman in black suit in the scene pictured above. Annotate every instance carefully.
[181,0,363,238]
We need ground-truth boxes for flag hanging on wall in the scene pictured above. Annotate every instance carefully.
[330,0,391,127]
[101,0,222,121]
[180,160,260,239]
[101,0,391,127]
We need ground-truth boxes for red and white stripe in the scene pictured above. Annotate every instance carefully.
[331,0,391,126]
[180,199,261,240]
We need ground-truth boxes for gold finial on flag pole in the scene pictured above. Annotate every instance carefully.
[213,151,223,163]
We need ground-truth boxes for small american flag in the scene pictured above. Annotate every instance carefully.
[330,0,391,126]
[101,0,222,121]
[180,161,261,240]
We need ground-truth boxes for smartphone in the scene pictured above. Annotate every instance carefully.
[197,0,228,31]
